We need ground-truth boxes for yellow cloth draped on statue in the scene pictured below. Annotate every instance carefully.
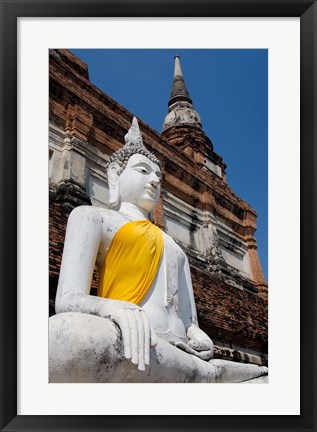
[97,220,164,305]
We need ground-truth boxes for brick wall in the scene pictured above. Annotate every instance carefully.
[49,199,69,279]
[192,266,268,353]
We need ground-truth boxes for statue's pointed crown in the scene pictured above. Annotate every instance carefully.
[109,117,161,174]
[124,116,144,147]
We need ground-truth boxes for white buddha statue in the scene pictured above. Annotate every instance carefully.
[50,117,268,383]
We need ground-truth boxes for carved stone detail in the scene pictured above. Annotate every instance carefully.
[206,239,224,275]
[178,238,257,295]
[50,180,91,212]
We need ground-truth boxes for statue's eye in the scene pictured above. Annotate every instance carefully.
[138,167,148,174]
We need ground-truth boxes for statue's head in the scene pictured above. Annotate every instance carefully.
[108,117,162,213]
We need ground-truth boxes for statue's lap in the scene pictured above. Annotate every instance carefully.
[49,312,267,383]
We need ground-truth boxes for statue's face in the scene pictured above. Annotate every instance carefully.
[119,153,162,212]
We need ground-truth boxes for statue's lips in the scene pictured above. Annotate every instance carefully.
[144,187,157,198]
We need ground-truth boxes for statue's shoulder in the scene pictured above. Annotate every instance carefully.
[69,206,125,226]
[68,205,103,224]
[98,208,126,229]
[98,207,122,223]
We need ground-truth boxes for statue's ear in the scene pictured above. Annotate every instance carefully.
[108,162,120,207]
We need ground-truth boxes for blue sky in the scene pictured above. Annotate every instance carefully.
[70,49,268,280]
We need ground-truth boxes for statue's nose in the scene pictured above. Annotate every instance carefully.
[150,174,160,187]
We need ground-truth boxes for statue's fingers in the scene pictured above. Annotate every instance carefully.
[126,309,139,365]
[142,311,151,366]
[197,350,213,361]
[116,312,131,360]
[188,339,200,350]
[174,341,196,355]
[175,341,212,360]
[134,310,145,371]
[188,339,211,351]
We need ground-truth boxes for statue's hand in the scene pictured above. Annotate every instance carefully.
[99,300,157,371]
[170,324,214,361]
[170,340,213,361]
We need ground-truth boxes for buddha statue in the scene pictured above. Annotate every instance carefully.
[49,117,268,383]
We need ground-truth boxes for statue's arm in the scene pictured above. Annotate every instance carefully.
[55,205,103,313]
[55,205,155,371]
[177,255,214,360]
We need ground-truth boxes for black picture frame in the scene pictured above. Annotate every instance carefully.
[1,1,316,431]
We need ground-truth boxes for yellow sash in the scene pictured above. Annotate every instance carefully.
[97,220,164,305]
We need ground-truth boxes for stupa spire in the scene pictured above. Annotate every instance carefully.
[162,56,202,132]
[168,55,192,107]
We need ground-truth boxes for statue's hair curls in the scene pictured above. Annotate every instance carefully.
[108,117,161,175]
